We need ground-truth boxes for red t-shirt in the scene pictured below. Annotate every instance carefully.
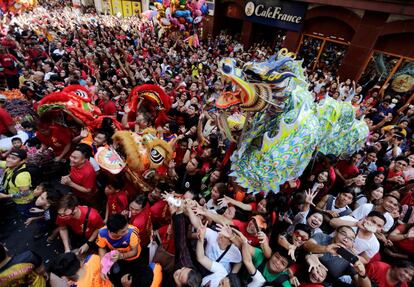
[394,225,414,254]
[0,108,14,134]
[232,219,259,246]
[130,203,152,247]
[107,191,129,216]
[0,53,18,76]
[56,206,104,238]
[157,224,175,254]
[366,261,408,287]
[336,160,359,180]
[150,200,170,226]
[69,161,97,202]
[36,126,72,157]
[401,191,414,206]
[98,100,117,116]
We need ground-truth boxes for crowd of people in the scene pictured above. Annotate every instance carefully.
[0,2,414,287]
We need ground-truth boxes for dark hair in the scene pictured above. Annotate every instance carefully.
[48,252,80,278]
[190,104,199,111]
[26,137,42,149]
[228,273,242,287]
[0,243,6,262]
[107,214,128,233]
[37,182,62,206]
[21,120,34,129]
[132,194,148,208]
[185,269,202,287]
[169,121,179,134]
[58,194,78,210]
[367,210,387,225]
[393,260,414,269]
[383,193,399,202]
[94,129,110,141]
[395,156,409,164]
[294,223,312,237]
[192,156,203,169]
[11,137,22,143]
[340,187,355,198]
[74,143,93,159]
[107,177,124,191]
[214,183,227,196]
[337,225,356,235]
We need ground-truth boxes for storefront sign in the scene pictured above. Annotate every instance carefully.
[244,0,307,31]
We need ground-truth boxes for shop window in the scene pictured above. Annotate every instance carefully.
[296,34,348,75]
[382,59,414,106]
[360,52,401,87]
[317,41,347,76]
[297,35,322,69]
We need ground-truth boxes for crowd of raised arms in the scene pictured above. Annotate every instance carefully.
[0,1,413,287]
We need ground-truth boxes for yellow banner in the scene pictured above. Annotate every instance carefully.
[132,1,141,16]
[122,1,133,17]
[110,0,123,16]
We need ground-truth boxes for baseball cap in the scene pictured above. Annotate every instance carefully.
[252,215,267,230]
[10,149,27,160]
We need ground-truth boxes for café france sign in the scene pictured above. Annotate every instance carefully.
[244,0,307,31]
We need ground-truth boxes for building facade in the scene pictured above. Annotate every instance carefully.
[210,0,414,95]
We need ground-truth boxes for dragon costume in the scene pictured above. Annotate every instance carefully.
[216,49,369,194]
[95,84,174,192]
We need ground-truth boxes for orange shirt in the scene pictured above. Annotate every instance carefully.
[74,254,112,287]
[96,225,141,261]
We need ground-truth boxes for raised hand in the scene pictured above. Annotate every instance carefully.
[257,231,268,245]
[305,189,317,206]
[288,244,297,261]
[216,223,233,239]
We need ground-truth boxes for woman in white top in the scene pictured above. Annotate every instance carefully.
[354,184,384,209]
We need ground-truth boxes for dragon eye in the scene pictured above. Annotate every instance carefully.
[150,148,164,164]
[222,63,232,74]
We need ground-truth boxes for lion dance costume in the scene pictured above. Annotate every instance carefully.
[37,84,173,193]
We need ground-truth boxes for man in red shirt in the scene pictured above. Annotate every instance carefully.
[61,144,97,205]
[148,187,170,228]
[104,179,129,222]
[56,194,104,255]
[366,260,414,287]
[98,91,117,116]
[0,47,20,89]
[129,194,152,262]
[36,123,72,161]
[334,152,361,186]
[0,95,17,137]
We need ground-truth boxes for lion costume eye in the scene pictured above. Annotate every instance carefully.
[150,148,164,164]
[74,90,89,100]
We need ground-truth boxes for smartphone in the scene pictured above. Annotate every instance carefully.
[337,247,358,264]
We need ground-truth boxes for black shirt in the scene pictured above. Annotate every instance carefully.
[175,165,202,194]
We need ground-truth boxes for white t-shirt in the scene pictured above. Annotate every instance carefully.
[313,81,325,93]
[201,261,227,287]
[206,199,220,211]
[351,203,394,232]
[338,216,380,258]
[248,270,266,287]
[205,228,242,273]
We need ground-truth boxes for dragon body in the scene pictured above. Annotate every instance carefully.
[216,49,369,193]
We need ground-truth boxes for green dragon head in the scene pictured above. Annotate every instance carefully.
[216,49,298,112]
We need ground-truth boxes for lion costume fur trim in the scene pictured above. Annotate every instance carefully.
[112,131,144,171]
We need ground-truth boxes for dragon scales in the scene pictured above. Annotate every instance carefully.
[216,49,369,194]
